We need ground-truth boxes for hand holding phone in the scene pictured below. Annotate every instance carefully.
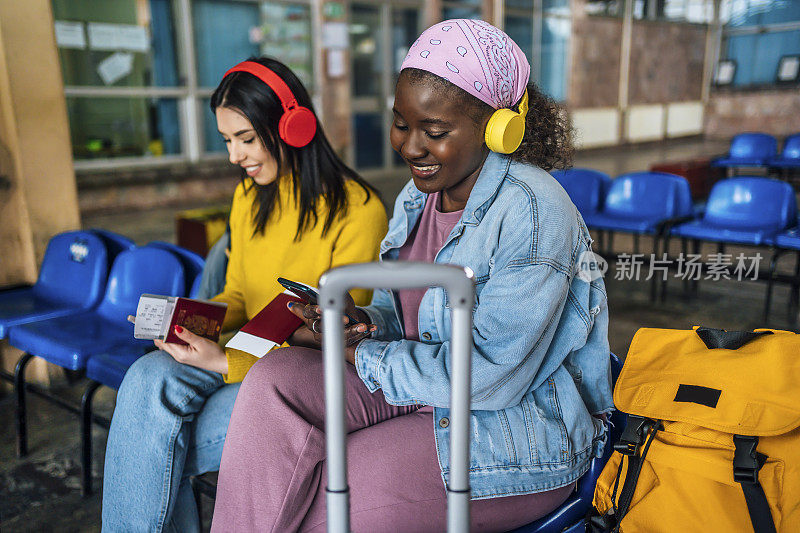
[277,277,362,326]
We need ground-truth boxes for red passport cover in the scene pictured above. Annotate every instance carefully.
[164,298,227,345]
[238,292,304,343]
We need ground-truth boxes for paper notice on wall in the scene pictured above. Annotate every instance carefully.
[97,52,134,85]
[88,23,149,52]
[327,49,345,78]
[322,22,348,49]
[55,21,86,49]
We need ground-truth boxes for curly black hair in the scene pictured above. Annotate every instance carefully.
[400,68,573,171]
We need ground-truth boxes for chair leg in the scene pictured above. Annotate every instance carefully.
[14,352,35,457]
[692,239,701,295]
[649,234,660,302]
[789,251,800,322]
[191,476,204,527]
[764,251,777,322]
[81,380,102,496]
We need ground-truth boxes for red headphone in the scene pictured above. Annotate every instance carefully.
[223,61,317,148]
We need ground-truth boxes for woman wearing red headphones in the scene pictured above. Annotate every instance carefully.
[101,57,388,532]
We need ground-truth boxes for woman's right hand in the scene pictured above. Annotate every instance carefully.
[287,300,375,351]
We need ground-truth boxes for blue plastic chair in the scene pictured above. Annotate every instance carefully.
[9,247,185,465]
[712,133,778,169]
[587,172,693,264]
[670,177,796,247]
[88,228,136,266]
[667,178,797,311]
[509,353,625,533]
[764,225,800,322]
[146,241,205,297]
[550,168,612,225]
[768,133,800,170]
[0,231,108,339]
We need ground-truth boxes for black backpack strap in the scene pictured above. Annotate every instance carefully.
[733,435,777,533]
[695,327,772,350]
[609,416,661,532]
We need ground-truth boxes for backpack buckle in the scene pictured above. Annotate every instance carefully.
[614,415,656,456]
[733,435,763,484]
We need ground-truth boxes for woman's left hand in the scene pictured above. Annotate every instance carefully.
[287,302,375,363]
[154,326,229,374]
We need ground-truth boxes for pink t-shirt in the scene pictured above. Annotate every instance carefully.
[397,192,464,341]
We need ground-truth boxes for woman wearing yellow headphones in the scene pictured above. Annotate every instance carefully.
[212,20,612,532]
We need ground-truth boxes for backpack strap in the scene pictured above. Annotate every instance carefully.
[733,435,777,533]
[695,327,773,350]
[608,416,661,532]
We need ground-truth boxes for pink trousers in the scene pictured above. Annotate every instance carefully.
[211,347,573,532]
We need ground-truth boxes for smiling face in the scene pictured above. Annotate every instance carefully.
[216,105,279,186]
[390,72,491,212]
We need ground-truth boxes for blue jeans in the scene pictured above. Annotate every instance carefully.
[102,350,240,532]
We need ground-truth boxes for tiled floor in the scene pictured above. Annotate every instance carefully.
[2,137,798,532]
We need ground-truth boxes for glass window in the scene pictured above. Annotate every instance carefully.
[723,0,800,27]
[259,2,314,89]
[193,0,260,88]
[353,113,385,168]
[392,8,420,82]
[504,15,534,62]
[351,5,383,98]
[543,0,570,15]
[725,30,800,86]
[443,5,482,20]
[506,0,534,8]
[66,97,181,160]
[202,98,227,154]
[52,0,179,87]
[541,17,570,101]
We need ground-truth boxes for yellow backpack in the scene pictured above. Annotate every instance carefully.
[591,326,800,533]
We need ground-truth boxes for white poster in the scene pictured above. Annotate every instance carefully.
[322,22,348,49]
[88,23,149,52]
[97,52,134,85]
[54,21,86,49]
[327,49,346,78]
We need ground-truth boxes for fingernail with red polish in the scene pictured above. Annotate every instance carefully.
[175,325,183,333]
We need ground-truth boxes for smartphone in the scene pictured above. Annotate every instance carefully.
[277,277,360,326]
[277,277,319,305]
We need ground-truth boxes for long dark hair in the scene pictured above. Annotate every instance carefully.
[401,68,573,171]
[211,57,377,239]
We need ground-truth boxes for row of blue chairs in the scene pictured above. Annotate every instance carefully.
[552,169,800,319]
[712,132,800,171]
[3,229,629,532]
[0,229,205,494]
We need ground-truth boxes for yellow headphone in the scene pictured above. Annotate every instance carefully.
[484,90,529,154]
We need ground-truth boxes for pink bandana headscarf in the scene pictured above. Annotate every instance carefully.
[400,19,530,111]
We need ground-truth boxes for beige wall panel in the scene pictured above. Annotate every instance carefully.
[572,107,620,148]
[625,104,665,142]
[666,101,704,138]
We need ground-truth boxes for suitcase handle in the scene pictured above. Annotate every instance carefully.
[319,261,475,533]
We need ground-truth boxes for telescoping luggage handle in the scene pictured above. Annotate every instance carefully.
[319,261,476,533]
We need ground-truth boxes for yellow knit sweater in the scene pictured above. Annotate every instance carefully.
[212,176,387,383]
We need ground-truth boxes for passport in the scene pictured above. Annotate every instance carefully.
[224,291,304,358]
[132,294,227,345]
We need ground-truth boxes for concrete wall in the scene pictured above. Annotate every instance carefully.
[568,2,708,149]
[705,89,800,140]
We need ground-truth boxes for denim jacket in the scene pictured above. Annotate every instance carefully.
[354,152,614,499]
